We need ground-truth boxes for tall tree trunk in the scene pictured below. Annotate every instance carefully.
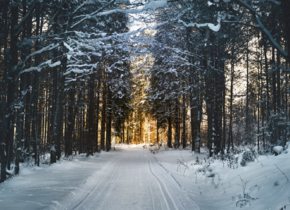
[52,66,58,154]
[106,86,112,151]
[167,114,172,148]
[56,66,65,160]
[15,77,24,175]
[271,47,277,146]
[187,27,198,152]
[222,65,226,153]
[245,34,249,145]
[88,73,95,156]
[95,78,100,152]
[228,44,235,152]
[272,47,277,113]
[213,55,222,155]
[205,54,214,156]
[257,43,260,152]
[263,35,270,118]
[6,0,19,170]
[156,118,159,145]
[259,48,265,150]
[122,123,124,143]
[66,74,75,157]
[24,14,33,158]
[281,0,290,62]
[127,120,130,144]
[80,106,84,153]
[277,38,281,112]
[276,35,281,141]
[197,75,202,154]
[101,82,107,151]
[139,113,142,144]
[16,0,28,174]
[182,93,186,149]
[52,12,58,147]
[51,53,66,162]
[47,79,53,146]
[175,98,179,149]
[32,2,42,166]
[1,0,9,182]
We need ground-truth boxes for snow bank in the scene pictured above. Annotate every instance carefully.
[154,148,290,210]
[0,153,117,209]
[1,146,290,210]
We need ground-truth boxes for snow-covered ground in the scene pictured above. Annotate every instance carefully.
[1,144,289,210]
[0,153,112,210]
[153,146,290,210]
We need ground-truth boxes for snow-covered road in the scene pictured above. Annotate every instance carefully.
[50,147,199,210]
[0,146,199,210]
[2,145,290,210]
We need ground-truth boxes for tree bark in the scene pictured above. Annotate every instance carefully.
[175,98,179,149]
[167,113,172,148]
[0,0,9,182]
[88,73,95,155]
[95,77,101,152]
[101,81,107,151]
[66,73,75,157]
[182,93,186,149]
[245,32,249,145]
[6,0,19,170]
[106,86,112,151]
[272,47,277,114]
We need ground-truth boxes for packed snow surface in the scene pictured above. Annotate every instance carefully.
[1,144,290,210]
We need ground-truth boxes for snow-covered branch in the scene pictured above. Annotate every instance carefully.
[97,1,167,16]
[20,43,60,71]
[250,0,281,5]
[177,12,222,32]
[18,60,61,77]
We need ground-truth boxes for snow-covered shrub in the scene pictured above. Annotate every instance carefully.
[196,162,213,175]
[149,144,164,154]
[196,164,208,174]
[192,156,200,165]
[273,146,283,156]
[240,151,255,167]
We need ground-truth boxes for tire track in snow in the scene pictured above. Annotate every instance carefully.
[151,155,182,189]
[48,155,123,210]
[146,169,156,210]
[146,154,179,210]
[92,155,125,210]
[149,153,200,210]
[73,157,123,210]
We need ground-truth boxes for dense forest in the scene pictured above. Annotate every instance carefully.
[0,0,289,183]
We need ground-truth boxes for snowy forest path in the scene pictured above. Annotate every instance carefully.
[50,147,199,210]
[0,146,199,210]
